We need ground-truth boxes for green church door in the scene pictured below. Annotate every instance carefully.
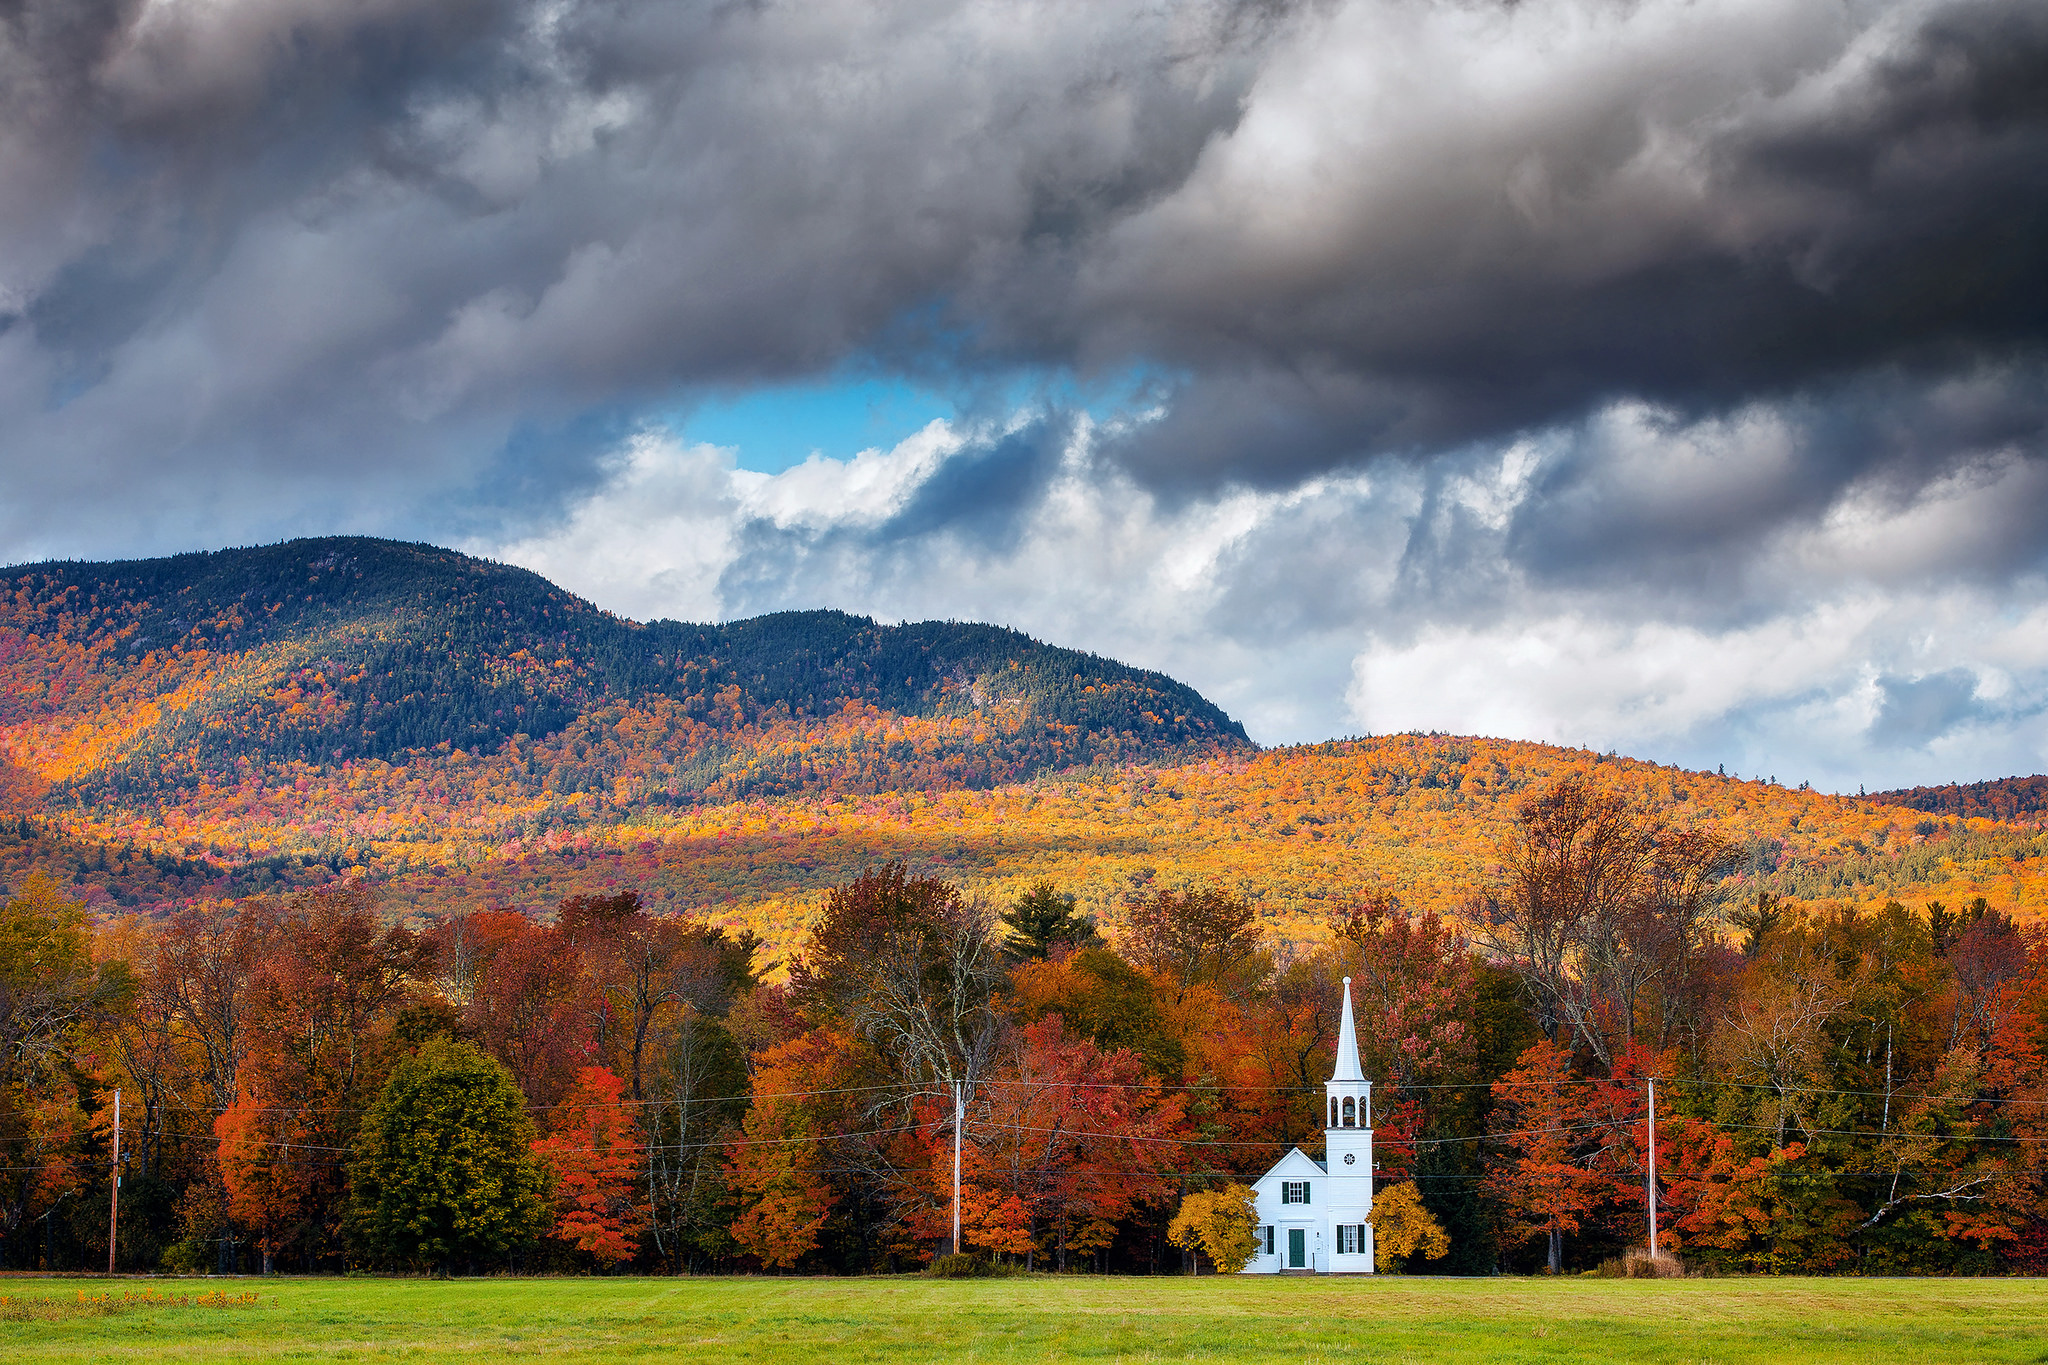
[1287,1229,1306,1269]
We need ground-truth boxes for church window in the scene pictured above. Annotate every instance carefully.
[1342,1097,1355,1127]
[1282,1181,1310,1204]
[1338,1224,1366,1255]
[1263,1226,1275,1255]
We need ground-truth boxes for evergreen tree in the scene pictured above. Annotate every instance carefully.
[1000,880,1102,962]
[347,1038,550,1272]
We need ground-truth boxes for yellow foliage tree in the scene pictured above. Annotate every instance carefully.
[1369,1181,1449,1271]
[1166,1182,1259,1273]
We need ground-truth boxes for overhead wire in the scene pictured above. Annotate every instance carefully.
[81,1069,2048,1121]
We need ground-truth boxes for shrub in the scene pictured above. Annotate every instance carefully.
[159,1239,212,1274]
[1595,1247,1687,1278]
[1166,1183,1260,1273]
[1367,1181,1450,1272]
[1627,1247,1686,1278]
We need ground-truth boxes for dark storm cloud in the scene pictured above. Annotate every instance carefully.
[2,0,2046,595]
[0,0,1274,556]
[1092,0,2048,489]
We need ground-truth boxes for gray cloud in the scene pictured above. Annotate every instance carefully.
[0,0,1287,555]
[1493,366,2048,624]
[4,0,2043,553]
[6,0,2048,787]
[1100,0,2048,461]
[1872,669,1995,748]
[876,419,1069,550]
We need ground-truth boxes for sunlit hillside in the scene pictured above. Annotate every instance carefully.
[342,736,2048,965]
[4,539,2045,962]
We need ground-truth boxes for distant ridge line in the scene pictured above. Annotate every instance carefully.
[1869,774,2048,823]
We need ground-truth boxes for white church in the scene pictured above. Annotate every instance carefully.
[1243,976,1375,1273]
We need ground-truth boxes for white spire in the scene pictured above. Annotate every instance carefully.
[1333,976,1364,1082]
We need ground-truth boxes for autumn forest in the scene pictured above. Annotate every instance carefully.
[3,539,2046,1277]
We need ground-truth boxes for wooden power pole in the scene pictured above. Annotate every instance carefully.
[107,1089,121,1275]
[951,1080,964,1256]
[1646,1077,1658,1257]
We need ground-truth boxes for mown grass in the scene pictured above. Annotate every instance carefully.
[3,1273,2043,1363]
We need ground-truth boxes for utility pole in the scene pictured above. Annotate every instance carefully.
[107,1089,121,1276]
[951,1080,964,1256]
[1646,1077,1658,1257]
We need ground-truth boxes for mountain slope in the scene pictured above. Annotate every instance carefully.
[100,731,2045,961]
[1872,775,2048,824]
[0,538,1247,834]
[9,540,2048,956]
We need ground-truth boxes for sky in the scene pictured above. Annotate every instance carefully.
[3,0,2047,792]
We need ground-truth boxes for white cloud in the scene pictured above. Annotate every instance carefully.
[486,431,744,621]
[1347,587,2048,793]
[486,392,2048,792]
[485,416,1394,742]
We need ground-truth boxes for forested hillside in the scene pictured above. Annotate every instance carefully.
[5,538,2048,961]
[7,542,2048,1280]
[0,537,1243,816]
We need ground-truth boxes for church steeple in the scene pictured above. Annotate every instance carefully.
[1324,976,1372,1133]
[1333,975,1364,1082]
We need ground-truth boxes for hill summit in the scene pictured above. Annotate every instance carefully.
[1,537,1245,820]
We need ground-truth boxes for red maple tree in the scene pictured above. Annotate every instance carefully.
[1483,1039,1607,1273]
[533,1065,645,1265]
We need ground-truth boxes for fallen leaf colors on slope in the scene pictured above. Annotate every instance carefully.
[375,737,2048,964]
[2,539,2043,955]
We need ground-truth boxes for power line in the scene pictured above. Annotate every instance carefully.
[89,1069,2048,1121]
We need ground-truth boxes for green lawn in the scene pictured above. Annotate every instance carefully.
[3,1274,2044,1363]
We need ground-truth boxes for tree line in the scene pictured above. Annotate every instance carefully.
[2,774,2043,1275]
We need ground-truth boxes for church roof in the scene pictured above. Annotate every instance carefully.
[1256,1147,1329,1182]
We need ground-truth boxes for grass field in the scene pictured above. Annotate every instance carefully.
[4,1274,2045,1364]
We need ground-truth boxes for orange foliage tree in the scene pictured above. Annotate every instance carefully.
[921,1017,1186,1269]
[725,1032,850,1269]
[436,910,589,1108]
[1483,1039,1609,1273]
[215,887,427,1272]
[533,1066,645,1266]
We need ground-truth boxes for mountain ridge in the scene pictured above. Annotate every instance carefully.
[1,536,1247,814]
[1870,774,2048,824]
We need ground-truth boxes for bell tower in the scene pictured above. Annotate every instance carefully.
[1324,976,1375,1247]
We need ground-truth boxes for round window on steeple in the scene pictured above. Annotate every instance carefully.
[1344,1153,1356,1165]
